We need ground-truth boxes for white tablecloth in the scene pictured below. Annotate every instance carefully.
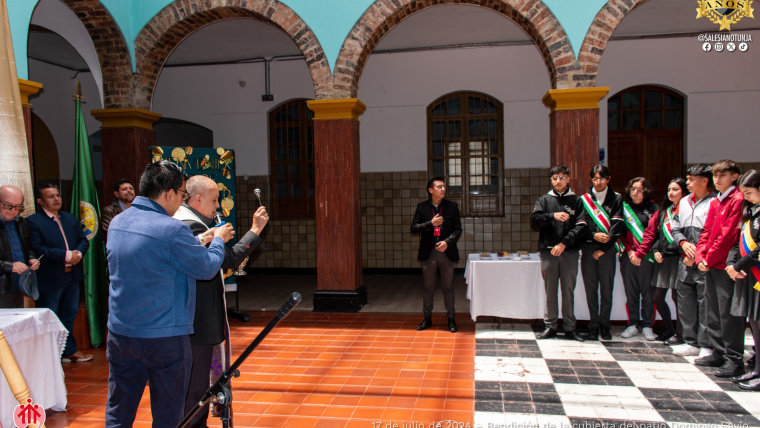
[0,308,68,426]
[465,253,674,322]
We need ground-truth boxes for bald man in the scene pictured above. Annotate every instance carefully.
[0,185,39,308]
[174,175,268,427]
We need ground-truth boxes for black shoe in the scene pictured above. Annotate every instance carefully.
[565,330,585,342]
[694,353,724,367]
[537,327,557,340]
[600,326,612,341]
[417,317,432,331]
[664,335,684,345]
[715,361,744,378]
[739,378,760,391]
[586,328,598,341]
[448,317,458,333]
[732,371,760,383]
[748,354,756,368]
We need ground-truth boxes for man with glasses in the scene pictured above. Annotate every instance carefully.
[578,164,624,341]
[27,183,91,361]
[0,185,39,308]
[531,165,586,341]
[104,161,235,427]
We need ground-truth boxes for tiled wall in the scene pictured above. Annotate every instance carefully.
[236,168,549,269]
[235,161,760,270]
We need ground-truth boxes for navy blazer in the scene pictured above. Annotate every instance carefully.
[27,210,89,290]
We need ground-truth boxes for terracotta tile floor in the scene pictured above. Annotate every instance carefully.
[45,312,475,427]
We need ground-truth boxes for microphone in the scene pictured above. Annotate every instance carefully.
[213,212,226,227]
[254,188,262,207]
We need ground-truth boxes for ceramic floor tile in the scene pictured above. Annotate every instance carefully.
[618,361,722,391]
[536,340,616,361]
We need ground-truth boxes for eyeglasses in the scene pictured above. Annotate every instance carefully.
[630,188,645,194]
[551,176,568,182]
[0,201,25,212]
[591,177,608,183]
[177,188,189,199]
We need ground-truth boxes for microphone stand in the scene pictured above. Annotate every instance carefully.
[177,292,302,428]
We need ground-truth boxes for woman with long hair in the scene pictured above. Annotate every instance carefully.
[620,177,659,340]
[726,169,760,390]
[634,178,689,343]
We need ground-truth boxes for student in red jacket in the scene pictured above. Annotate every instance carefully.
[694,159,745,378]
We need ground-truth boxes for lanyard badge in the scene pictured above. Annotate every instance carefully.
[434,226,441,237]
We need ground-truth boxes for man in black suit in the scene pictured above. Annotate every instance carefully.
[174,175,268,427]
[27,183,92,362]
[411,176,462,333]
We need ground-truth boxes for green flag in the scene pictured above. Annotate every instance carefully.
[71,88,108,347]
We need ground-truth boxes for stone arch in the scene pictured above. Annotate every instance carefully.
[333,0,575,99]
[576,0,649,88]
[132,0,331,110]
[60,0,133,108]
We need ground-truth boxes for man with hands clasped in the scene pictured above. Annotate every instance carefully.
[411,177,462,333]
[531,165,586,342]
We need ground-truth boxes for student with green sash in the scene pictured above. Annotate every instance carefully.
[631,178,688,344]
[726,170,760,390]
[694,160,745,378]
[619,177,659,340]
[577,165,624,341]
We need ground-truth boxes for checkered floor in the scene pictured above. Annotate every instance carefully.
[474,323,759,428]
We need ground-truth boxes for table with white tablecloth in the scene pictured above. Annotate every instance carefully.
[465,253,675,322]
[0,308,68,426]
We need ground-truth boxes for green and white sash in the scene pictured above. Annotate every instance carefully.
[661,206,675,244]
[622,201,654,261]
[580,193,623,255]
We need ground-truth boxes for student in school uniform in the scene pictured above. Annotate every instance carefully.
[694,159,745,378]
[620,177,659,341]
[632,178,688,343]
[726,169,760,389]
[670,164,717,357]
[530,165,586,342]
[578,165,625,341]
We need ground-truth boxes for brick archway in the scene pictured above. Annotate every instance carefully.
[576,0,649,88]
[131,0,331,110]
[61,0,132,108]
[332,0,576,98]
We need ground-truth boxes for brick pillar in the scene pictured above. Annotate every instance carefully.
[90,108,162,202]
[18,79,43,180]
[307,98,367,312]
[542,88,609,194]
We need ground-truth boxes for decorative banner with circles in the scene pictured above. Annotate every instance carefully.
[150,146,239,282]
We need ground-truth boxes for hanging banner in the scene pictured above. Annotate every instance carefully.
[150,146,239,284]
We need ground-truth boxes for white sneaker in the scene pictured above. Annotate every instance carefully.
[698,347,714,358]
[673,344,700,356]
[621,325,639,338]
[642,327,656,341]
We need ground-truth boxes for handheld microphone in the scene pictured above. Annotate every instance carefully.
[254,188,262,207]
[213,212,226,227]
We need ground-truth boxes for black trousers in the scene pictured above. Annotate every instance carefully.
[705,268,745,364]
[581,245,617,330]
[184,343,216,428]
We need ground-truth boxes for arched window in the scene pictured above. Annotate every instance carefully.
[427,91,504,216]
[269,99,315,218]
[607,86,685,199]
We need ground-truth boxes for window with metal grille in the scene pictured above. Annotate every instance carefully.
[427,91,504,216]
[269,99,315,218]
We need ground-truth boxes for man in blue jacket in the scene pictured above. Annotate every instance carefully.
[27,183,91,361]
[104,161,234,428]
